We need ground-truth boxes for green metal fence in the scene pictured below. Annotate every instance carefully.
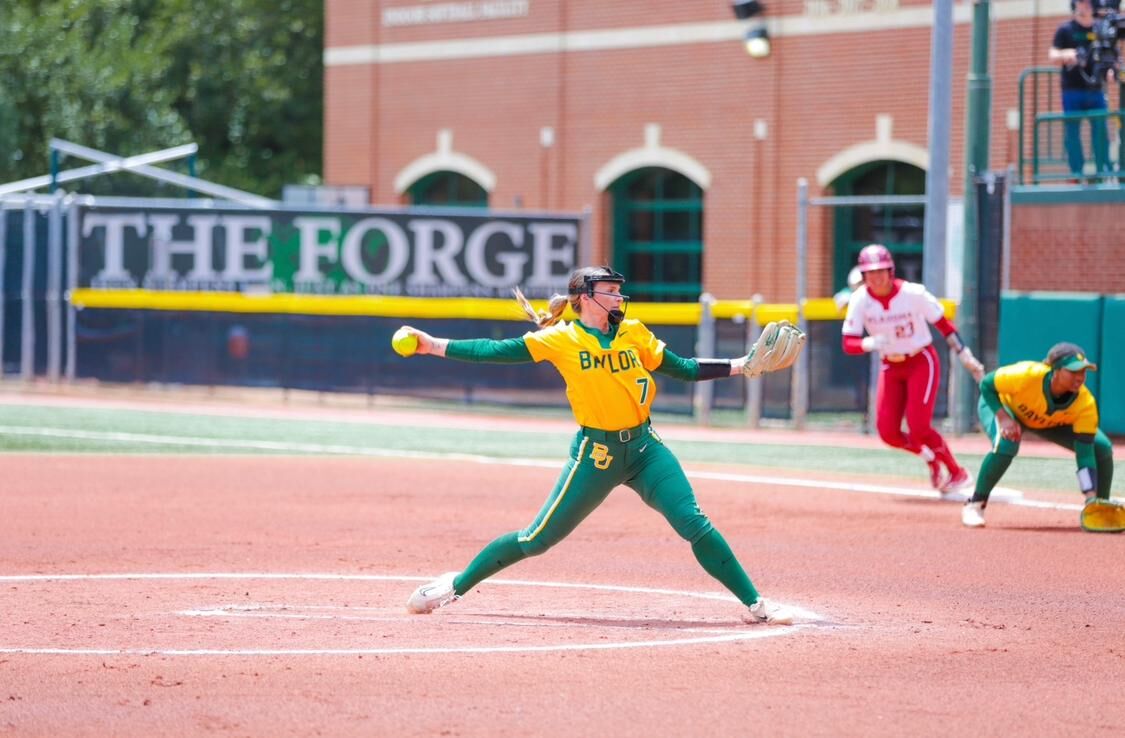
[1018,66,1125,184]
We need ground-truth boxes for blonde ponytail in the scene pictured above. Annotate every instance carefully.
[513,287,570,329]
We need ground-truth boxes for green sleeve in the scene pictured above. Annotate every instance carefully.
[1075,438,1098,495]
[653,348,731,382]
[654,348,699,381]
[979,371,1004,413]
[445,337,533,364]
[1075,439,1097,472]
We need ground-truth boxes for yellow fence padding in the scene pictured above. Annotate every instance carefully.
[69,289,957,324]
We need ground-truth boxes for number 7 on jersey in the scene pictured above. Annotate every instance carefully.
[635,376,650,405]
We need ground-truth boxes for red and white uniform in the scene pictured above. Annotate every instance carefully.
[842,281,943,360]
[841,279,963,475]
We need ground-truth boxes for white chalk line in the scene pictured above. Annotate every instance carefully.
[0,573,818,656]
[0,425,1090,511]
[177,603,773,634]
[178,607,402,623]
[0,634,786,657]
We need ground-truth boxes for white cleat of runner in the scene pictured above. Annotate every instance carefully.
[940,468,974,501]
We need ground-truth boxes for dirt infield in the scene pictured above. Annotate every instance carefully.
[1,451,1121,737]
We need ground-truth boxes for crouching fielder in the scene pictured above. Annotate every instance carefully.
[841,244,985,495]
[397,266,805,624]
[962,342,1119,531]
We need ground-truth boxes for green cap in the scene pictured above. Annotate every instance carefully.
[1045,342,1098,372]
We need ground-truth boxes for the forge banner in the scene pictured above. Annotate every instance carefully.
[77,204,582,298]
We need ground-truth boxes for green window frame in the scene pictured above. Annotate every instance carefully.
[407,171,488,208]
[609,167,703,303]
[831,160,926,289]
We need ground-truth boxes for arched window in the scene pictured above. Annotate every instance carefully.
[830,161,926,289]
[407,171,488,208]
[609,167,703,303]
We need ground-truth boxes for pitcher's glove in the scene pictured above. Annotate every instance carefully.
[739,320,806,379]
[1080,498,1125,533]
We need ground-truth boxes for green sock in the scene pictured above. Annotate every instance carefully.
[691,528,760,607]
[454,531,527,595]
[1096,451,1114,500]
[971,452,1013,504]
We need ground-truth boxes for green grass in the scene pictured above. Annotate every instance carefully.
[0,403,1087,493]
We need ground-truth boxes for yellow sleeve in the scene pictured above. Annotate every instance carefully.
[522,326,558,364]
[628,321,666,371]
[991,363,1031,396]
[1073,390,1100,435]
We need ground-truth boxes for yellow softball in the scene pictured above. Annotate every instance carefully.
[391,327,419,357]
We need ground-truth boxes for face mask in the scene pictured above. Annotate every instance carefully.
[589,289,629,326]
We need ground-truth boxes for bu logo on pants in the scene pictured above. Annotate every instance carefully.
[590,442,614,470]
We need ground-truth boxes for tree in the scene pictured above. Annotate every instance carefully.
[0,0,322,198]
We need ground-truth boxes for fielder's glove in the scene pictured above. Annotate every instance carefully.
[739,320,806,379]
[1080,498,1125,533]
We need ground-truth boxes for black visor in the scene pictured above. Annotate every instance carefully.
[568,267,626,296]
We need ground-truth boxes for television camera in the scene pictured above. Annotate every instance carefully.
[1078,0,1125,84]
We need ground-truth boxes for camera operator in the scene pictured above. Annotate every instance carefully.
[1049,0,1114,181]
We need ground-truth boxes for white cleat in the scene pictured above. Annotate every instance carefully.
[406,571,461,614]
[940,468,974,501]
[961,501,986,528]
[742,598,795,626]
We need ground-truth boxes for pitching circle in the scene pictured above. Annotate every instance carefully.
[0,573,820,656]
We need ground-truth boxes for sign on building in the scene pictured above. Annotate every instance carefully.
[78,204,581,298]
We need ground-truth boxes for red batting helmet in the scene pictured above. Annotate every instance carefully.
[856,244,895,274]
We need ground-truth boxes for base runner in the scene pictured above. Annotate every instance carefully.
[398,266,805,624]
[841,244,985,495]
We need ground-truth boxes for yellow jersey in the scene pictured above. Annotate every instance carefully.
[993,361,1099,434]
[523,319,665,430]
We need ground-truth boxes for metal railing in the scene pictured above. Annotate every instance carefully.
[1018,65,1125,184]
[1032,108,1125,183]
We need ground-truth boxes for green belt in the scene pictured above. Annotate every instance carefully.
[580,421,651,444]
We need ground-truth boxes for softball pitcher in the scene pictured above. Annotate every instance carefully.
[399,266,805,624]
[841,244,985,495]
[962,342,1119,531]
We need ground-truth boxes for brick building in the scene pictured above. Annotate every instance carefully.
[323,0,1122,302]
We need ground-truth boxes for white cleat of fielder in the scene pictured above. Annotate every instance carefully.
[406,571,461,614]
[742,598,795,625]
[961,501,986,528]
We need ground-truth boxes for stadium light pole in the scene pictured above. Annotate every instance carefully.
[957,0,992,433]
[923,0,953,296]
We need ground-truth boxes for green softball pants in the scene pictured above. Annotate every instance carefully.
[452,422,766,603]
[516,424,712,554]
